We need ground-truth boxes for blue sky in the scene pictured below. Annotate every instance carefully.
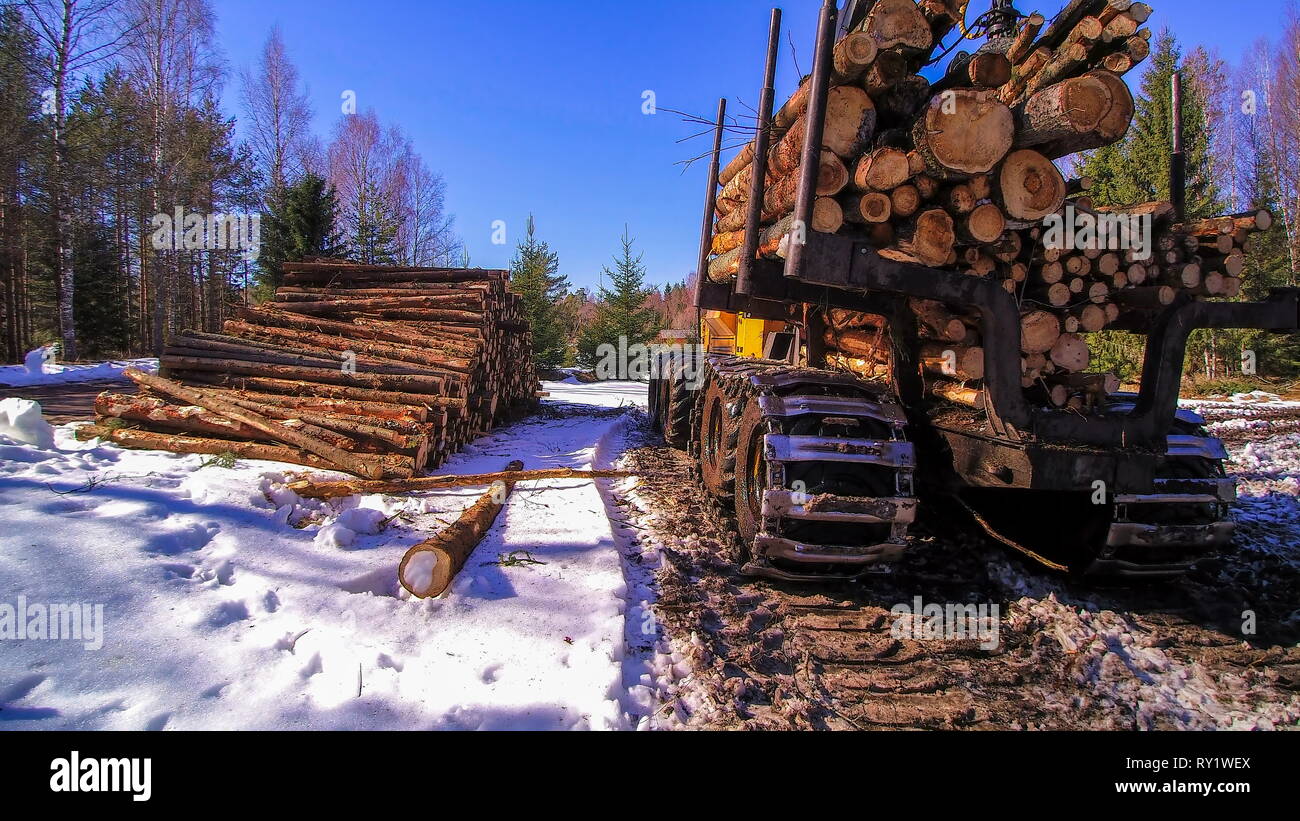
[211,0,1287,290]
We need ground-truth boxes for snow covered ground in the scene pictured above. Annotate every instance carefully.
[0,380,664,731]
[0,347,157,388]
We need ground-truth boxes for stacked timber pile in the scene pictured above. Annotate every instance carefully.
[707,0,1272,410]
[80,262,538,478]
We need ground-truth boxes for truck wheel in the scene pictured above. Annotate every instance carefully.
[731,395,768,563]
[698,376,740,500]
[661,351,698,449]
[646,356,663,430]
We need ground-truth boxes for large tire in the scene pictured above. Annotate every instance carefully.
[661,350,699,449]
[646,355,663,430]
[732,394,768,563]
[697,376,741,501]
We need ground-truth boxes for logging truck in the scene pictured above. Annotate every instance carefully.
[648,0,1300,582]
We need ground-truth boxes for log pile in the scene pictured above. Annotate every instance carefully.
[707,0,1272,410]
[81,262,539,477]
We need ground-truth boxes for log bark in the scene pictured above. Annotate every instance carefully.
[125,368,388,478]
[1015,75,1112,148]
[76,425,414,479]
[910,298,969,343]
[1006,13,1046,64]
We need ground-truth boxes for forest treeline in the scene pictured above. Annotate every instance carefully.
[1,1,1296,384]
[0,0,693,368]
[1077,22,1300,384]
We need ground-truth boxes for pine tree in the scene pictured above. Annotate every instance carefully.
[508,215,569,370]
[0,6,41,360]
[577,228,660,370]
[258,172,344,294]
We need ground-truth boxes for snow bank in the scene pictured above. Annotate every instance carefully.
[0,398,54,449]
[0,352,157,387]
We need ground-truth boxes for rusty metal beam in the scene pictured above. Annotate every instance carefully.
[737,9,782,296]
[784,0,838,282]
[693,97,728,310]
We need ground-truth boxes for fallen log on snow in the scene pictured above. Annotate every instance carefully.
[286,467,635,500]
[397,460,524,599]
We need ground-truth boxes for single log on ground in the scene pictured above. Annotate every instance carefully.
[289,467,634,500]
[395,459,523,599]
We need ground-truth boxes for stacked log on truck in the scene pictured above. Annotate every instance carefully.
[705,0,1271,410]
[80,262,539,478]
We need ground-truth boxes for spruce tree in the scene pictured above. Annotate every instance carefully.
[349,180,401,265]
[577,228,660,371]
[258,172,345,295]
[509,215,569,370]
[1082,30,1223,219]
[1080,31,1227,381]
[72,221,129,357]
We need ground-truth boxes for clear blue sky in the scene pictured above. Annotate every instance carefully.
[211,0,1286,290]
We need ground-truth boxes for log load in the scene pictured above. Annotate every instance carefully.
[85,262,540,475]
[702,0,1273,412]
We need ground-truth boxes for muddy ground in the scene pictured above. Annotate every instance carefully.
[613,403,1300,731]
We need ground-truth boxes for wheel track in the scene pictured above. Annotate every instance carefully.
[620,429,1300,730]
